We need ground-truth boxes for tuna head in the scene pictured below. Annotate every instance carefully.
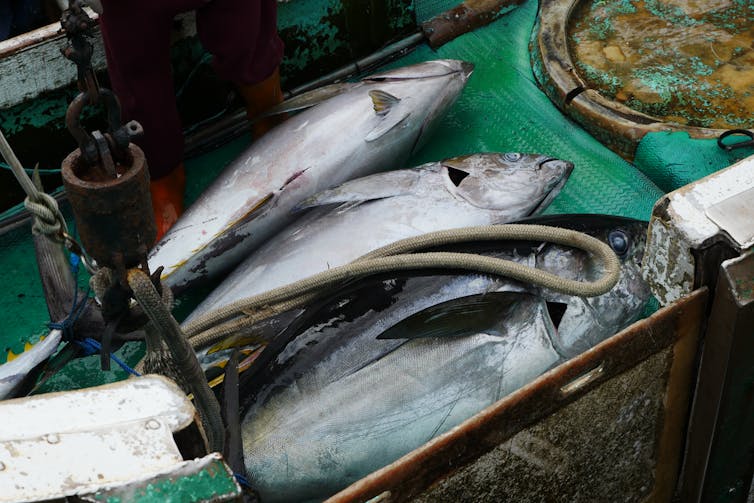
[528,214,651,358]
[440,153,573,218]
[365,60,474,155]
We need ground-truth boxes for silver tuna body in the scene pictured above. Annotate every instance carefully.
[239,215,651,502]
[186,153,573,323]
[148,60,474,293]
[0,330,61,400]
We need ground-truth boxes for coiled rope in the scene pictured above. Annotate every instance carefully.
[183,224,622,350]
[128,268,224,453]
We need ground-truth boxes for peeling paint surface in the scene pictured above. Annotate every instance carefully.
[643,155,754,305]
[643,217,695,306]
[0,376,200,502]
[89,454,240,503]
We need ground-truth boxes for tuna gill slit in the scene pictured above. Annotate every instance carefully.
[446,166,470,187]
[546,301,568,330]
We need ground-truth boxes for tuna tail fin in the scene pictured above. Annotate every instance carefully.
[203,346,265,390]
[376,292,535,340]
[365,90,411,142]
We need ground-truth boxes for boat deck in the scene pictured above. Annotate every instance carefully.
[0,0,739,392]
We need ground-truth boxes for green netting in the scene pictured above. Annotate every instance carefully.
[635,132,754,192]
[1,0,666,392]
[396,0,664,218]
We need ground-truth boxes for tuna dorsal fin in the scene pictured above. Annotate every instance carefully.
[376,292,533,340]
[365,90,411,142]
[248,82,356,122]
[294,167,428,211]
[370,89,401,115]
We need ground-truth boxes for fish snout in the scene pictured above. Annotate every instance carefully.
[539,157,573,171]
[460,61,475,79]
[539,158,574,178]
[434,60,475,80]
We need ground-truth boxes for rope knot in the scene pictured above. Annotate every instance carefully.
[24,192,68,241]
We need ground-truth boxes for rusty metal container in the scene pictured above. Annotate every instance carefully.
[61,143,156,271]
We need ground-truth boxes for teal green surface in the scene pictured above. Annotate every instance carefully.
[636,132,754,192]
[398,0,664,219]
[0,225,53,355]
[1,0,664,391]
[93,459,239,503]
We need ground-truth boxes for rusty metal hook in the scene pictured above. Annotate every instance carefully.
[65,89,142,169]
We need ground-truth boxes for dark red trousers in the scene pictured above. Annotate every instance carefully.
[99,0,284,178]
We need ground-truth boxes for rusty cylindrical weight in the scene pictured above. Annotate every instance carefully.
[61,144,156,271]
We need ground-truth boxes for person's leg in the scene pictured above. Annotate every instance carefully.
[0,0,13,41]
[99,1,187,239]
[196,0,285,137]
[99,1,183,179]
[196,0,283,86]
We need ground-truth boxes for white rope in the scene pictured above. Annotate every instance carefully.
[0,128,68,241]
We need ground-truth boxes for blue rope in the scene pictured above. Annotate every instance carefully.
[73,337,141,377]
[69,251,81,276]
[47,282,90,343]
[0,161,61,175]
[234,472,252,489]
[47,251,141,377]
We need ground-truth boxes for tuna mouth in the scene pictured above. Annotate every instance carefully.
[460,61,475,79]
[539,157,574,175]
[528,158,574,215]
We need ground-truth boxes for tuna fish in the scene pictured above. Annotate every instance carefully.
[186,152,573,322]
[0,330,62,400]
[237,214,651,502]
[148,60,474,293]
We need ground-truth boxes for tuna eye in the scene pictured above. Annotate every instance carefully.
[502,152,522,162]
[446,167,470,186]
[608,230,630,256]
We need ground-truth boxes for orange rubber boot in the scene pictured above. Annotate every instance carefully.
[150,163,186,243]
[237,66,286,139]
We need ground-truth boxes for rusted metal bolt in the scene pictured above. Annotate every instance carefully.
[145,419,161,430]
